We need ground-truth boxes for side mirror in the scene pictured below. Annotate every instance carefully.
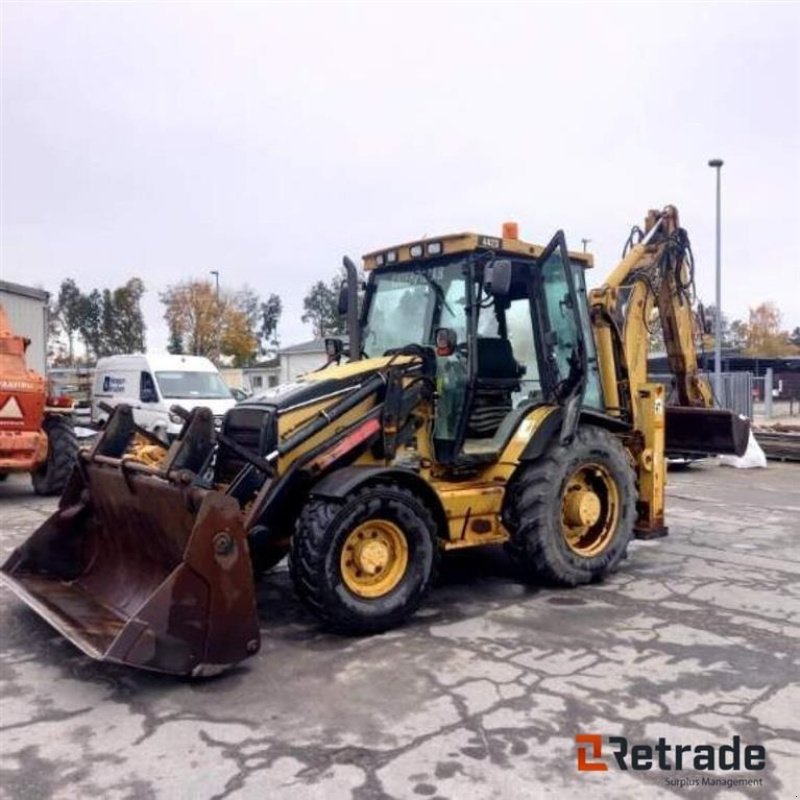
[435,328,458,357]
[337,283,349,316]
[486,259,512,297]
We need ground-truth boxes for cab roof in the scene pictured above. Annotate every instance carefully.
[362,231,594,271]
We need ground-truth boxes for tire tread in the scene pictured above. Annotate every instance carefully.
[32,415,78,496]
[289,482,439,633]
[507,426,635,587]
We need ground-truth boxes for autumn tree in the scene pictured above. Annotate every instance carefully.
[694,302,761,353]
[221,305,258,367]
[160,280,258,367]
[301,278,344,338]
[743,302,799,357]
[160,281,219,359]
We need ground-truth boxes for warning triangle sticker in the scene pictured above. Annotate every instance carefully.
[0,397,24,419]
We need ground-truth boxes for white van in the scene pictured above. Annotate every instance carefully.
[92,354,236,437]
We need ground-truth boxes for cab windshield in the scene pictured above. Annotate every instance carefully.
[362,260,468,357]
[155,371,232,400]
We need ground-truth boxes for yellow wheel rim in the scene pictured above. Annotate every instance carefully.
[560,463,620,557]
[340,519,409,598]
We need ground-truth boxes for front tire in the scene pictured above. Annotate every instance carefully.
[506,425,635,586]
[31,415,79,496]
[289,483,439,634]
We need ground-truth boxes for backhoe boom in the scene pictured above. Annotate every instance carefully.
[589,205,748,537]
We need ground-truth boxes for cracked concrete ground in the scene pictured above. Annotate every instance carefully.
[0,462,798,800]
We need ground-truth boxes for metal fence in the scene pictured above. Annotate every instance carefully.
[714,371,753,419]
[650,371,753,419]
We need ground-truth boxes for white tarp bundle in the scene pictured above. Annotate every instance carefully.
[719,429,768,469]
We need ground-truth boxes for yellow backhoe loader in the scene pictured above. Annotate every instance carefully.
[1,205,748,676]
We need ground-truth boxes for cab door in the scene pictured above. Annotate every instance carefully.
[531,231,587,403]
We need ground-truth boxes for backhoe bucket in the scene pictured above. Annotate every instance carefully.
[665,406,750,457]
[0,409,260,676]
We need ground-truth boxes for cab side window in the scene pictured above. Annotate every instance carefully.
[140,371,158,403]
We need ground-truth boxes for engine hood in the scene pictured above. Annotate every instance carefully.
[243,355,419,412]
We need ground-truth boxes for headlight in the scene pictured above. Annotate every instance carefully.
[168,412,184,425]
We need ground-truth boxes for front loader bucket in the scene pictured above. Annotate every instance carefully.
[0,454,261,676]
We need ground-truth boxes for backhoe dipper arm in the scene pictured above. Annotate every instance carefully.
[589,205,713,420]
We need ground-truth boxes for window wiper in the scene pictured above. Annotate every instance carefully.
[421,273,455,317]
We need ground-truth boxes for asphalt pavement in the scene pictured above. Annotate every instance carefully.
[0,462,798,800]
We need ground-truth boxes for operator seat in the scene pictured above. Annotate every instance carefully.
[466,337,522,438]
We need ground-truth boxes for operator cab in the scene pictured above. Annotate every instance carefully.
[358,227,605,466]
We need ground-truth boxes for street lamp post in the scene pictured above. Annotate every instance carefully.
[581,238,591,253]
[209,270,221,361]
[708,159,724,404]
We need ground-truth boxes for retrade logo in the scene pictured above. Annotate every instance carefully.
[575,734,766,773]
[576,734,607,771]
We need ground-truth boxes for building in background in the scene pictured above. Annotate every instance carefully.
[649,352,800,401]
[219,368,246,392]
[278,339,338,384]
[243,357,281,393]
[0,280,49,374]
[47,366,94,421]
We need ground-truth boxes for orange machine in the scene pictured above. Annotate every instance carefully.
[0,304,77,494]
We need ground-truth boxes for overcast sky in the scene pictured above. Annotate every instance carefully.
[2,1,799,352]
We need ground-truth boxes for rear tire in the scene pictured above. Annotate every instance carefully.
[289,483,439,634]
[506,425,635,586]
[31,415,78,496]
